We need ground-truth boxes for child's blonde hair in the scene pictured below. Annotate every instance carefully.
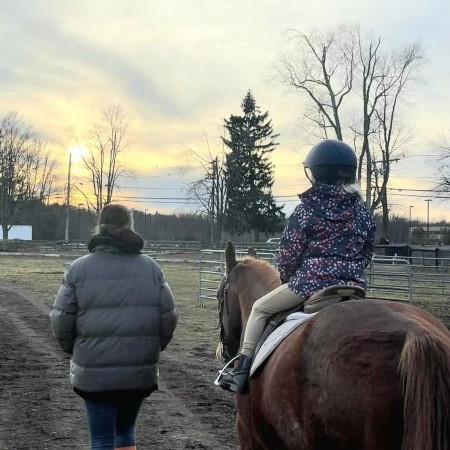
[341,182,364,200]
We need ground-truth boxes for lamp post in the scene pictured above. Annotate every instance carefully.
[409,205,414,242]
[64,152,72,242]
[425,199,432,244]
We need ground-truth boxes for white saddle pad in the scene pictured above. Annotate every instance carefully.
[250,312,316,376]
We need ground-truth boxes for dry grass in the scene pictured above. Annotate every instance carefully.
[0,254,448,348]
[0,255,222,356]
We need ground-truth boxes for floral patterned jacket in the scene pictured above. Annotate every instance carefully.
[276,183,376,298]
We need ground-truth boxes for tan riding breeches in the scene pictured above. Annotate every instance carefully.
[240,284,305,358]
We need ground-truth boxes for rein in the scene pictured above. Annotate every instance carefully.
[217,273,235,363]
[217,269,256,450]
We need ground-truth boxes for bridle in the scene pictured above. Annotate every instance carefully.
[217,272,237,364]
[216,264,256,450]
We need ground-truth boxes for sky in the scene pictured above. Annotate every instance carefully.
[1,0,449,226]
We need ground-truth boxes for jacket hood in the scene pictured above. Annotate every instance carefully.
[299,182,362,222]
[88,227,144,254]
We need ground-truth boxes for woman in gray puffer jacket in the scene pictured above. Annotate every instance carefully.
[50,204,178,450]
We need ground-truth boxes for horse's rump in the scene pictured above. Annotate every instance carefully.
[219,242,450,450]
[242,299,448,449]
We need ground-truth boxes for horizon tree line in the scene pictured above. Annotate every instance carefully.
[1,23,450,240]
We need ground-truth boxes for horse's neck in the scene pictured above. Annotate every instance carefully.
[240,283,277,324]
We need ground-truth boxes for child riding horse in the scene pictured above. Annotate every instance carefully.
[217,139,376,393]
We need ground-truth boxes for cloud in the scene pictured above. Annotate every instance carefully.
[0,0,449,218]
[0,2,179,117]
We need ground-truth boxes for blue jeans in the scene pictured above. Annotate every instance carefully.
[84,397,144,449]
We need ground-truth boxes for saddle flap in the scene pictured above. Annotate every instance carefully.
[250,312,314,377]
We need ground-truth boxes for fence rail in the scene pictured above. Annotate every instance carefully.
[0,240,202,256]
[366,256,412,302]
[1,241,450,307]
[197,252,450,307]
[197,249,277,307]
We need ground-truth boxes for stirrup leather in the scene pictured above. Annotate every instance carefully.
[214,355,240,387]
[214,355,251,394]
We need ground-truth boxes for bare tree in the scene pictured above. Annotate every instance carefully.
[275,25,356,142]
[78,105,132,213]
[0,112,58,239]
[433,132,450,193]
[352,28,424,208]
[368,43,423,237]
[23,134,57,202]
[276,24,424,230]
[182,135,227,245]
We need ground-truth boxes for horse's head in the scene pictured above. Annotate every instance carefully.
[216,240,280,363]
[216,241,249,362]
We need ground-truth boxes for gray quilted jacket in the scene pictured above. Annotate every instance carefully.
[50,231,178,393]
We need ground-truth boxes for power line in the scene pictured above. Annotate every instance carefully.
[387,187,436,193]
[389,192,450,199]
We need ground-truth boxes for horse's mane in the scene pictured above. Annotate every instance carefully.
[240,257,281,294]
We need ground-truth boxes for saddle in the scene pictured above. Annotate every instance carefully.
[303,285,366,313]
[253,285,366,356]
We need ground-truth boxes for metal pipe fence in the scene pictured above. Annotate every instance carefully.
[0,240,202,256]
[197,251,450,307]
[1,241,450,306]
[197,249,277,307]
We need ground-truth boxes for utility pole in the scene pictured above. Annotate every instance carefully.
[425,199,432,244]
[76,203,83,240]
[365,145,372,209]
[144,209,148,239]
[64,152,72,242]
[210,157,217,248]
[366,156,402,211]
[409,205,414,242]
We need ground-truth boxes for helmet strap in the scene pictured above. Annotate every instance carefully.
[304,167,315,185]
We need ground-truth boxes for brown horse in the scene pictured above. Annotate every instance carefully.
[217,241,450,450]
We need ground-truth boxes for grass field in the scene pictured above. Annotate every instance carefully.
[0,255,222,356]
[1,253,449,349]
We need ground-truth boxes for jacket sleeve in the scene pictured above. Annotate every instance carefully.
[276,206,308,284]
[49,269,78,354]
[362,217,376,268]
[158,272,178,351]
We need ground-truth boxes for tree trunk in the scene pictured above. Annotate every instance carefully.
[381,192,389,241]
[2,223,8,240]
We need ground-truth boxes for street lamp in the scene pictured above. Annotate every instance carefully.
[409,205,414,242]
[64,144,86,241]
[425,199,432,244]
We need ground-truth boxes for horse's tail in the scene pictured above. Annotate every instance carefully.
[399,330,450,450]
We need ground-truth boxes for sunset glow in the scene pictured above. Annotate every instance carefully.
[1,1,449,224]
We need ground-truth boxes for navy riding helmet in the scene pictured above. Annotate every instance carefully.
[304,139,357,185]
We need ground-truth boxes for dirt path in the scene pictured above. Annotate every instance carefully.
[0,283,238,450]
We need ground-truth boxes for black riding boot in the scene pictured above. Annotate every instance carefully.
[217,355,252,394]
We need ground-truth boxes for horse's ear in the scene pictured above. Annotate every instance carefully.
[225,240,237,274]
[247,247,258,259]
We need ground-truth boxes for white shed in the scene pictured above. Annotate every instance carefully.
[0,225,33,240]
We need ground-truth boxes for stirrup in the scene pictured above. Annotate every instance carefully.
[214,355,240,387]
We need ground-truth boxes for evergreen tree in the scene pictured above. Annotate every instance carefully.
[222,91,285,240]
